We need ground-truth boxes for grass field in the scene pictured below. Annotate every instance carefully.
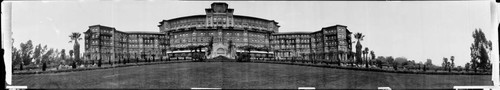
[12,62,492,89]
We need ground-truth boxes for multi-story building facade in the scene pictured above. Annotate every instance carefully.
[158,2,279,59]
[270,25,352,63]
[271,32,311,60]
[84,25,168,63]
[84,2,353,63]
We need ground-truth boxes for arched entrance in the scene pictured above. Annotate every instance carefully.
[207,43,236,59]
[217,48,226,54]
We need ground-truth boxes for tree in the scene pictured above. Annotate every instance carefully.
[69,32,82,64]
[470,28,492,72]
[376,56,387,68]
[375,56,384,69]
[41,48,54,71]
[417,61,424,71]
[69,50,74,67]
[394,57,408,70]
[12,47,23,70]
[354,33,364,66]
[471,60,478,72]
[465,63,470,72]
[69,50,74,60]
[442,57,448,71]
[405,60,416,70]
[20,40,34,66]
[361,50,365,66]
[450,56,455,72]
[98,57,102,67]
[386,56,395,70]
[33,44,42,65]
[52,49,60,65]
[425,59,433,71]
[42,61,47,71]
[370,51,375,60]
[61,49,66,60]
[42,48,54,64]
[364,47,369,68]
[457,66,463,72]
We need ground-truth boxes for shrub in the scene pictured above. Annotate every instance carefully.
[237,53,251,62]
[20,64,24,70]
[42,62,47,71]
[71,62,76,69]
[98,59,102,67]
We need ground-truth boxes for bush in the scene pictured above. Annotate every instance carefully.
[98,59,102,67]
[376,60,383,68]
[20,64,24,70]
[71,62,76,69]
[237,53,251,62]
[42,63,47,71]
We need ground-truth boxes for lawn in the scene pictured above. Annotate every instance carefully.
[12,62,492,89]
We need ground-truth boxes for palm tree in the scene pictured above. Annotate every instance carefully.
[69,32,82,64]
[364,47,369,68]
[354,33,364,66]
[370,50,375,66]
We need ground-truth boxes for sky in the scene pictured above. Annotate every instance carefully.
[10,1,494,67]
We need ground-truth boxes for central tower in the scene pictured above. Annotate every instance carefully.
[205,2,237,59]
[205,2,234,28]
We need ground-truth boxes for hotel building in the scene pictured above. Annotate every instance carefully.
[84,2,352,63]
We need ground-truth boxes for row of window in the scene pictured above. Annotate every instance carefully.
[273,45,310,49]
[167,18,273,31]
[171,37,269,44]
[275,52,299,57]
[272,35,309,39]
[233,18,269,29]
[173,32,266,38]
[87,33,165,39]
[90,28,112,33]
[270,39,311,44]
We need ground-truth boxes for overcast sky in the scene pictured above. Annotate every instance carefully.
[11,1,494,67]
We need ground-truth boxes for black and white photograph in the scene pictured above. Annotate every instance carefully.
[2,0,499,89]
